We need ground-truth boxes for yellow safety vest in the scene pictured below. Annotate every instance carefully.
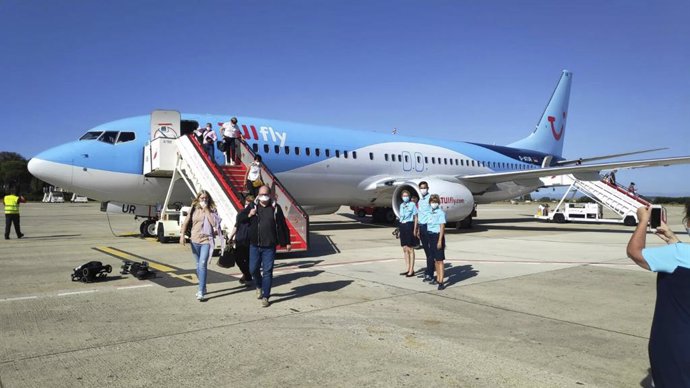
[4,195,20,214]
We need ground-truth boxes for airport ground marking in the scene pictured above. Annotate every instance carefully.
[0,295,38,302]
[116,284,154,291]
[57,290,98,297]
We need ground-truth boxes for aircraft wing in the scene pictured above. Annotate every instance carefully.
[554,147,668,166]
[460,156,690,185]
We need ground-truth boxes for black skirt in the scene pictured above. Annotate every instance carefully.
[399,222,415,247]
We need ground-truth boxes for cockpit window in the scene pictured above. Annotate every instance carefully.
[98,131,119,144]
[79,131,103,141]
[116,132,136,143]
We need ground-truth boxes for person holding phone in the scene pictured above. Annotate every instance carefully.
[626,206,690,387]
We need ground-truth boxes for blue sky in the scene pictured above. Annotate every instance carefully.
[2,0,689,195]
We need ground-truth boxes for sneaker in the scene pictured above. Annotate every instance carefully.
[17,233,24,239]
[437,283,445,290]
[239,276,246,284]
[261,297,270,307]
[256,288,262,299]
[196,291,205,301]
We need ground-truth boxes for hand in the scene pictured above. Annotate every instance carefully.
[286,244,292,252]
[437,241,442,250]
[654,223,680,244]
[179,235,186,246]
[249,208,257,217]
[636,206,651,224]
[414,229,419,238]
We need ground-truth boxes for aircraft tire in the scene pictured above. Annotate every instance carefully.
[356,209,367,218]
[384,208,396,224]
[140,220,156,238]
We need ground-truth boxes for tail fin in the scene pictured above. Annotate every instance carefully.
[508,70,572,157]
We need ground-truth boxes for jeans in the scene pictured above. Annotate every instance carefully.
[419,224,434,278]
[203,143,215,163]
[249,245,276,298]
[191,242,211,294]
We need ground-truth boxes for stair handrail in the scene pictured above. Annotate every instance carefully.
[236,139,309,247]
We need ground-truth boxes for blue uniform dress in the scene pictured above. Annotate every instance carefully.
[417,193,434,277]
[426,207,446,261]
[642,243,690,387]
[398,201,418,247]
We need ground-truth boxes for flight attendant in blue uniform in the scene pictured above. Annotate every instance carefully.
[427,194,447,290]
[398,190,418,277]
[415,181,434,282]
[627,206,690,387]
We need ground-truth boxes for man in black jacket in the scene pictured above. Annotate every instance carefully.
[237,185,291,307]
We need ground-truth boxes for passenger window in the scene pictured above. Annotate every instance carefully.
[274,145,280,154]
[385,154,389,162]
[343,150,348,159]
[295,147,300,156]
[98,131,119,144]
[335,150,340,158]
[432,157,436,164]
[417,156,421,163]
[116,132,135,143]
[316,148,321,156]
[79,131,104,141]
[369,152,374,160]
[252,143,258,153]
[285,146,290,155]
[444,158,448,165]
[424,157,428,164]
[398,154,402,162]
[404,155,409,163]
[325,149,330,157]
[306,147,311,156]
[352,151,357,159]
[455,159,459,165]
[264,144,269,153]
[471,160,475,167]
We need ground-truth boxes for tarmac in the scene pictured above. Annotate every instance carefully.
[1,202,686,387]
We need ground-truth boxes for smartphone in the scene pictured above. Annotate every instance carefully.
[650,206,666,229]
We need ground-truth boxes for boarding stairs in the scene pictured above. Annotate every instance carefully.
[551,174,650,224]
[161,134,309,252]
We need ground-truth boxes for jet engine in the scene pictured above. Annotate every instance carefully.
[392,179,475,222]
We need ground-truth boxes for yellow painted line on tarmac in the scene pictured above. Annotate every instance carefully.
[96,246,176,273]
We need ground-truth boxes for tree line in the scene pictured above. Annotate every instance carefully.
[0,152,46,200]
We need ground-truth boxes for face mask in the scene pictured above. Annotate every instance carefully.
[402,196,410,203]
[258,195,270,203]
[199,201,207,208]
[430,203,439,210]
[420,189,428,196]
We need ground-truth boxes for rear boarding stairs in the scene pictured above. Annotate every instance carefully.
[538,174,651,225]
[155,121,309,253]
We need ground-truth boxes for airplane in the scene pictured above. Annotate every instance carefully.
[28,70,690,237]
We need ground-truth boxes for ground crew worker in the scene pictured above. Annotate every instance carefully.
[4,189,26,240]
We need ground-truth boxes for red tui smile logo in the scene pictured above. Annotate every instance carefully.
[548,112,566,140]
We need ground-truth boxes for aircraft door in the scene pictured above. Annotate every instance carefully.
[402,151,413,172]
[150,110,181,140]
[414,152,425,172]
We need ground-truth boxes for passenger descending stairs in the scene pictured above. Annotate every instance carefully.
[558,174,650,225]
[172,135,309,252]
